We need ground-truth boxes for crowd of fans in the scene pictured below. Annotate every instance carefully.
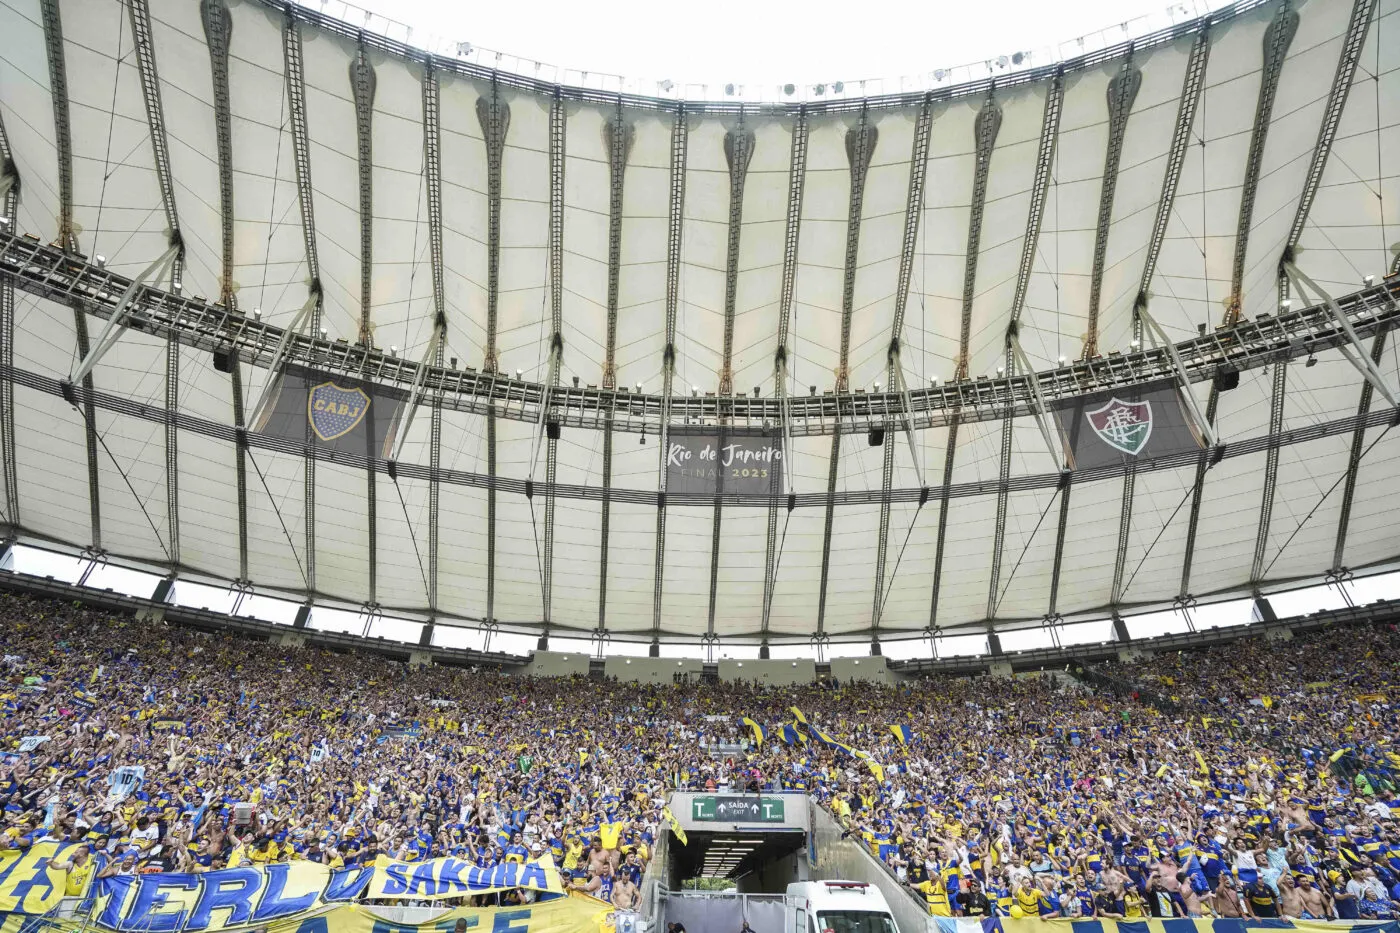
[1,591,1397,920]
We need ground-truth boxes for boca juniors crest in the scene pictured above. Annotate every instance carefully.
[1085,397,1152,456]
[308,381,371,441]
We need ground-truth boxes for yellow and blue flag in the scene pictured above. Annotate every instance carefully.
[742,717,767,748]
[790,706,808,724]
[780,724,806,745]
[890,724,913,745]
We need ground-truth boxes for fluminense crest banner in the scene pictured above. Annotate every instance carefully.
[1050,378,1205,470]
[253,365,409,459]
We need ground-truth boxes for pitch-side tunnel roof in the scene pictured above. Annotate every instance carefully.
[0,0,1397,650]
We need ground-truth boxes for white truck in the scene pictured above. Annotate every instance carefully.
[785,880,901,933]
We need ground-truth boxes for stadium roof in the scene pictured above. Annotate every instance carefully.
[0,0,1397,652]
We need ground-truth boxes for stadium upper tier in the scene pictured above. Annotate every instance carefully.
[0,0,1397,647]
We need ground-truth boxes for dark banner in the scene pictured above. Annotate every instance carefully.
[665,427,782,495]
[253,364,409,459]
[1051,378,1204,470]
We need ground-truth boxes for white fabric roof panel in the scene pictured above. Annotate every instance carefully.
[1095,41,1191,354]
[964,85,1044,381]
[1295,0,1398,298]
[731,119,790,396]
[436,74,489,366]
[0,0,60,245]
[227,0,307,327]
[299,30,363,344]
[63,0,172,289]
[2,0,1397,648]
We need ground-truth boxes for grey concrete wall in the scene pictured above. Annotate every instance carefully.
[604,656,704,683]
[738,846,811,894]
[518,650,591,677]
[807,799,932,933]
[718,658,817,684]
[829,656,890,683]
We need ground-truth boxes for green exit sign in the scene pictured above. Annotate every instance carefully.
[690,795,787,823]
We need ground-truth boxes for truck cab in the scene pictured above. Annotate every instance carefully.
[785,880,900,933]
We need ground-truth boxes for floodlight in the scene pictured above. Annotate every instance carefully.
[783,83,795,96]
[832,81,844,93]
[724,83,735,96]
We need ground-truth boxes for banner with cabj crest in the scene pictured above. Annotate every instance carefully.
[253,364,409,459]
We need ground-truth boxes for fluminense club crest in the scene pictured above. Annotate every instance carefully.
[1086,397,1152,456]
[307,381,371,441]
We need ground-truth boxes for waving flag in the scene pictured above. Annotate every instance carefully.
[790,707,808,724]
[890,724,913,746]
[780,724,806,746]
[741,717,767,748]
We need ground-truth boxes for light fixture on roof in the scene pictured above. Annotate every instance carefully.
[813,83,826,95]
[1364,274,1375,287]
[320,327,328,339]
[172,278,182,292]
[1305,355,1318,368]
[635,381,642,392]
[455,42,473,56]
[390,346,399,357]
[1012,51,1026,65]
[873,381,881,392]
[724,83,736,96]
[1057,355,1067,366]
[1280,299,1292,311]
[995,365,1004,376]
[691,385,699,397]
[752,386,761,398]
[929,376,938,386]
[809,385,817,396]
[933,69,948,82]
[516,368,524,378]
[783,83,795,96]
[0,216,9,228]
[94,254,106,268]
[572,375,579,387]
[659,80,674,93]
[832,81,844,93]
[1129,338,1140,350]
[996,55,1010,69]
[253,307,262,319]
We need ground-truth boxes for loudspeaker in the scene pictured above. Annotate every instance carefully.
[546,421,560,440]
[213,348,234,373]
[1213,369,1240,392]
[867,428,885,447]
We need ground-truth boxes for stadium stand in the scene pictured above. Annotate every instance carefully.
[2,592,1397,918]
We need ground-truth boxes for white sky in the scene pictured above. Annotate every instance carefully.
[337,0,1220,91]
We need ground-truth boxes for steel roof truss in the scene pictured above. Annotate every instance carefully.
[1009,334,1067,470]
[1250,360,1288,583]
[1286,262,1398,407]
[1139,305,1219,446]
[1333,325,1389,572]
[69,245,181,386]
[651,107,688,648]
